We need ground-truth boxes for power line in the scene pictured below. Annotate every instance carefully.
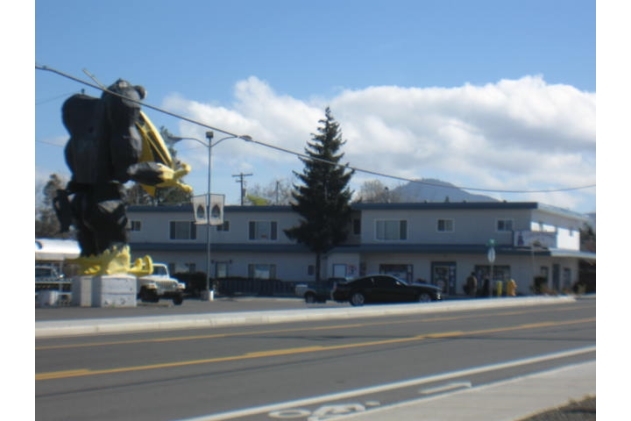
[35,64,596,195]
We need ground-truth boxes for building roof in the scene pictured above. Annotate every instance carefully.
[35,238,80,261]
[128,201,590,221]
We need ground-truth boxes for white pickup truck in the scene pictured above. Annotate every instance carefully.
[35,265,71,292]
[137,263,185,305]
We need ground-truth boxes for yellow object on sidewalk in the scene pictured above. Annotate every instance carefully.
[506,279,517,296]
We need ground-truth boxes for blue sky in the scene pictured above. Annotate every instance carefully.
[33,0,598,213]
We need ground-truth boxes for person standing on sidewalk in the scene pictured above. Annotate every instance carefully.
[466,272,478,297]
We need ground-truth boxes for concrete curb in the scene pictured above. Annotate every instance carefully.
[35,296,576,338]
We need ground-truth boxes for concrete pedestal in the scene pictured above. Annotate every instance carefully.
[71,275,137,307]
[201,289,215,301]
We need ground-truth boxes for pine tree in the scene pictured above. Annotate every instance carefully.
[35,173,74,239]
[285,107,354,281]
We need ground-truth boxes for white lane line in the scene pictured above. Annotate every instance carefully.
[418,381,472,395]
[174,345,595,421]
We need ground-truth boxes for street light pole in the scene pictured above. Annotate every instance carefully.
[205,131,214,301]
[165,132,253,302]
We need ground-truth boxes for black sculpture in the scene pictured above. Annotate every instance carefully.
[55,79,191,275]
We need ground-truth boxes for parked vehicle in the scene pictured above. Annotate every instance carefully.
[36,265,71,292]
[294,278,345,304]
[332,274,442,306]
[137,263,185,305]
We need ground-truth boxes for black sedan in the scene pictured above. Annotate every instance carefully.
[332,274,442,306]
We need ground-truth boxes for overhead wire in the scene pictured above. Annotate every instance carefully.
[35,64,596,195]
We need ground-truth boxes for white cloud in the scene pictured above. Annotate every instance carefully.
[160,75,595,212]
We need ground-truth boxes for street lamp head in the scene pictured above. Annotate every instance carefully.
[205,131,214,141]
[240,135,253,142]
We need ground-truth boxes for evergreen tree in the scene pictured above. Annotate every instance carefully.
[285,107,354,281]
[35,173,74,239]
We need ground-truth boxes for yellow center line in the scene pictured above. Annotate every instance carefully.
[35,317,594,381]
[35,305,587,351]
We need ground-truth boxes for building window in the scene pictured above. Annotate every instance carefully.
[379,264,413,282]
[496,219,513,232]
[353,218,361,235]
[169,221,197,240]
[473,265,511,283]
[248,221,278,240]
[217,220,230,232]
[437,219,454,232]
[216,262,229,278]
[127,220,142,231]
[248,263,276,279]
[376,220,407,241]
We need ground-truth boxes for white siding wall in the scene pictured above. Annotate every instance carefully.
[127,204,589,293]
[361,208,533,245]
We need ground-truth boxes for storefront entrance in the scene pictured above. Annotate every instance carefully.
[431,262,457,295]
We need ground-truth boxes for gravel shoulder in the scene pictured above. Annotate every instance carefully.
[518,396,595,421]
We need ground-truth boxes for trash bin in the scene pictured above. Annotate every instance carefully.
[38,290,59,306]
[506,279,517,296]
[495,281,503,297]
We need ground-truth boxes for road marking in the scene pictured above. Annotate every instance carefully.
[418,381,472,395]
[35,305,588,350]
[36,317,594,381]
[173,346,596,421]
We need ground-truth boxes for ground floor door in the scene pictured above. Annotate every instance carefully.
[332,264,348,278]
[552,264,561,292]
[431,262,457,295]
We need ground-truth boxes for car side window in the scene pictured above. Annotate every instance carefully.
[375,276,396,287]
[355,277,373,288]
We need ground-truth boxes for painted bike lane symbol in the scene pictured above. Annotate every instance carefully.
[269,402,380,420]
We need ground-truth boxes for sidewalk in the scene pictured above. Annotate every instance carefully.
[35,295,579,338]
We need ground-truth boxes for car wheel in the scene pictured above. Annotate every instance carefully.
[305,293,316,304]
[173,294,184,305]
[418,292,432,303]
[140,288,158,303]
[350,291,365,306]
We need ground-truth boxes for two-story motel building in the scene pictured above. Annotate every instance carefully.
[127,201,595,296]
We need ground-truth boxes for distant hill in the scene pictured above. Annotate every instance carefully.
[391,179,498,203]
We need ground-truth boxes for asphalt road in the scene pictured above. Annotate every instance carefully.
[35,299,596,421]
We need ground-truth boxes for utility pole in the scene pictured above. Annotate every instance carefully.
[233,172,253,205]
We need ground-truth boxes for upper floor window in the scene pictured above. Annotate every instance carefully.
[376,220,407,241]
[437,219,454,232]
[169,221,197,240]
[249,221,278,241]
[496,219,514,232]
[217,220,230,232]
[127,220,142,231]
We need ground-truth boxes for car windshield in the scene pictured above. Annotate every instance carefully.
[392,276,409,286]
[153,266,168,276]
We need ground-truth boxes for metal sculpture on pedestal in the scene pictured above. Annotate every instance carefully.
[54,79,192,276]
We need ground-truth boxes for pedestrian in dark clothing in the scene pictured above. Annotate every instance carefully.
[482,278,490,297]
[466,272,478,297]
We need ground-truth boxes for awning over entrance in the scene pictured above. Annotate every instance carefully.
[547,249,596,261]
